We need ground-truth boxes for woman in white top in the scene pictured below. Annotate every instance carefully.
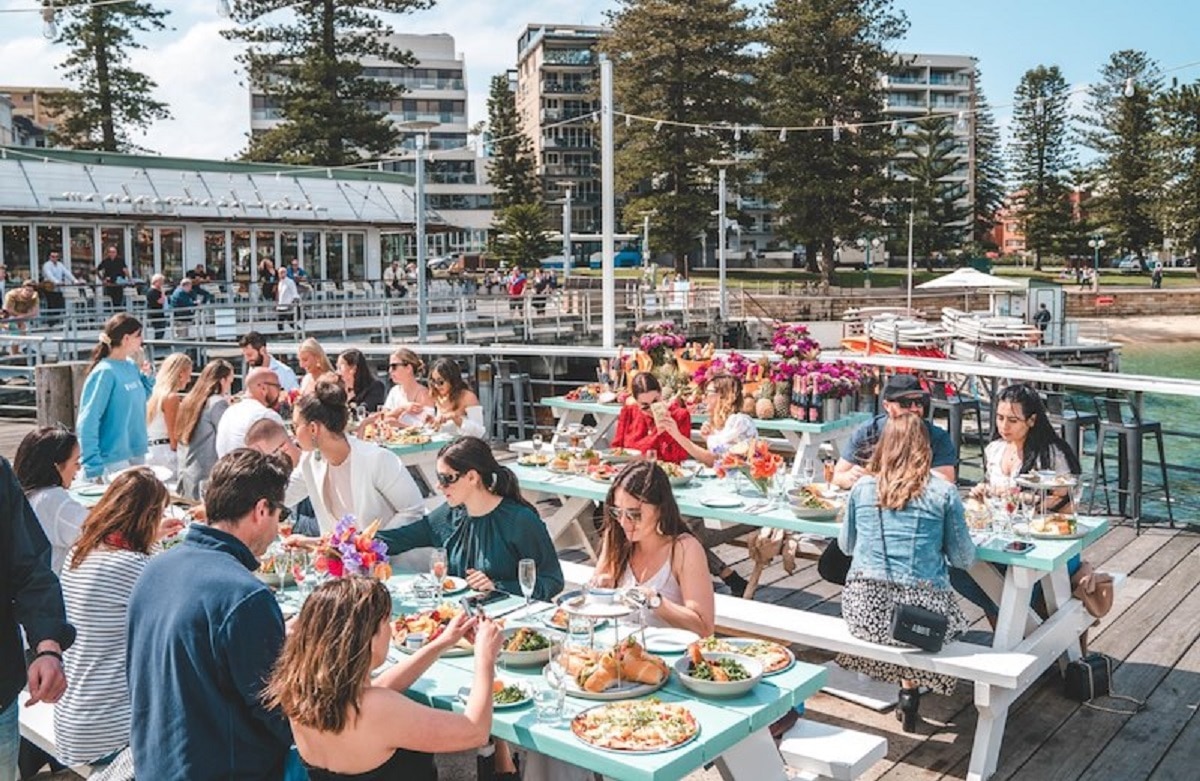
[55,468,180,766]
[593,461,714,636]
[658,374,758,467]
[14,426,88,575]
[145,352,193,477]
[287,377,425,542]
[297,337,334,396]
[427,358,485,438]
[377,348,435,427]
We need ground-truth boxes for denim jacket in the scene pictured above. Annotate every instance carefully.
[839,473,975,590]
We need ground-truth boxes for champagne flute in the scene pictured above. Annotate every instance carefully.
[518,558,537,611]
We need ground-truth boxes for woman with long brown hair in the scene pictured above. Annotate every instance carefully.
[54,467,181,767]
[76,313,155,481]
[175,358,235,500]
[426,358,485,437]
[593,461,714,636]
[378,347,434,427]
[263,577,502,780]
[658,373,757,467]
[836,414,975,732]
[609,372,692,463]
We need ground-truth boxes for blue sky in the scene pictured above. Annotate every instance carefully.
[1,0,1197,158]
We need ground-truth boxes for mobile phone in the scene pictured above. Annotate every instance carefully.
[1003,541,1035,554]
[464,590,509,610]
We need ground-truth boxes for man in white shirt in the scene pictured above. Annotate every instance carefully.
[237,331,299,392]
[41,251,76,321]
[276,273,299,334]
[215,368,284,458]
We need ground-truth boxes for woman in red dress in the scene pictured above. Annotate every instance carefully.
[610,373,691,463]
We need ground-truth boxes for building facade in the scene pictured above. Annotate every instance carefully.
[247,33,493,259]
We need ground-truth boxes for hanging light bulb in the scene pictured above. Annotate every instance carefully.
[778,128,787,142]
[1035,96,1045,117]
[42,4,57,40]
[624,114,631,128]
[891,120,900,135]
[734,125,742,142]
[955,111,967,132]
[832,124,840,142]
[217,0,232,19]
[653,120,663,133]
[1123,77,1135,98]
[693,125,703,137]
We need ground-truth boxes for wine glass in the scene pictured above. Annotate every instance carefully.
[518,558,537,611]
[532,433,544,454]
[802,458,816,485]
[430,547,448,582]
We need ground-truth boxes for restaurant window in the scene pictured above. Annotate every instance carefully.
[280,231,298,270]
[255,229,276,272]
[300,231,320,276]
[381,233,405,266]
[36,225,63,276]
[69,226,95,280]
[204,230,228,281]
[1,225,31,279]
[160,227,184,281]
[135,226,154,281]
[325,231,344,282]
[347,232,365,281]
[99,227,127,267]
[231,230,251,282]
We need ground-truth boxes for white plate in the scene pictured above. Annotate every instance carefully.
[700,495,743,509]
[635,627,700,654]
[1012,521,1095,541]
[439,576,469,595]
[74,484,107,498]
[497,627,558,666]
[542,610,609,633]
[459,683,534,709]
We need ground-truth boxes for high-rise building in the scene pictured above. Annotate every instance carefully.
[247,33,494,259]
[513,24,607,234]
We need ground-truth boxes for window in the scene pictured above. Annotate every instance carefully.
[160,227,183,281]
[347,232,365,281]
[325,232,344,282]
[204,230,228,281]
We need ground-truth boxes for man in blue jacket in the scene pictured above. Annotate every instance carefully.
[1,457,74,781]
[127,449,294,780]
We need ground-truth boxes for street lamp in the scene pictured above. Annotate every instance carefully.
[1087,235,1106,293]
[856,236,883,289]
[561,184,573,283]
[400,120,438,343]
[641,209,658,275]
[710,158,737,321]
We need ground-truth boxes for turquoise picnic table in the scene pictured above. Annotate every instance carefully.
[540,396,869,476]
[380,577,828,781]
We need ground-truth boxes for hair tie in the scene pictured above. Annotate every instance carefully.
[98,332,112,346]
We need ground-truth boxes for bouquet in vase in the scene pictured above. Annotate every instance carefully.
[714,439,784,495]
[314,516,392,580]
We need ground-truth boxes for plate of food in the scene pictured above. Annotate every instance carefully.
[682,460,717,479]
[497,626,556,666]
[459,680,534,709]
[659,462,695,487]
[1015,514,1094,540]
[587,462,620,483]
[440,576,469,595]
[634,627,701,654]
[543,606,609,633]
[392,603,473,656]
[558,639,670,701]
[696,636,795,675]
[600,447,640,463]
[517,452,552,467]
[571,699,699,753]
[1016,471,1077,489]
[392,426,433,446]
[787,485,843,521]
[674,647,763,697]
[255,555,296,587]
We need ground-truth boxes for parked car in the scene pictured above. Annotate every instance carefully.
[1116,258,1145,274]
[426,256,454,271]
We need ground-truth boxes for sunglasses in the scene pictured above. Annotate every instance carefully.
[609,506,644,524]
[432,377,450,386]
[389,361,410,370]
[892,396,926,409]
[268,500,291,523]
[436,471,464,487]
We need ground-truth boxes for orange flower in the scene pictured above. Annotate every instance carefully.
[374,562,393,581]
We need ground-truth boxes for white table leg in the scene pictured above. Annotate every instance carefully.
[525,490,597,561]
[1042,566,1081,663]
[992,566,1039,651]
[714,727,790,781]
[967,682,1015,781]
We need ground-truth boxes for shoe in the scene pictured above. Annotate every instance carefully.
[723,572,748,598]
[896,687,921,733]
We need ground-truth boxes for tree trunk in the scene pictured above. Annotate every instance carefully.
[92,8,116,151]
[321,0,341,162]
[805,241,819,274]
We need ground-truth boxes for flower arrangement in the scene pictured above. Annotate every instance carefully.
[636,321,687,364]
[692,350,752,386]
[771,323,821,362]
[313,516,392,580]
[714,439,784,495]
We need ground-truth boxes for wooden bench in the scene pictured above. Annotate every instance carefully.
[779,719,888,781]
[18,696,95,778]
[559,560,1121,781]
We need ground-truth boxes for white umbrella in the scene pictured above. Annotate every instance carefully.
[915,267,1023,290]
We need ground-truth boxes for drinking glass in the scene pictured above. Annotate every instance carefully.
[538,662,567,724]
[274,549,290,594]
[802,458,816,485]
[532,433,544,454]
[292,550,315,602]
[430,547,448,581]
[1070,480,1090,517]
[412,573,439,608]
[518,558,537,610]
[772,471,790,509]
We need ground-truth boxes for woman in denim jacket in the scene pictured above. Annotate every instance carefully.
[836,414,976,732]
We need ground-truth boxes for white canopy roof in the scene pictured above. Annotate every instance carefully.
[916,267,1023,290]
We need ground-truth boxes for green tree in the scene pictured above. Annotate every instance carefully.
[45,1,171,152]
[1009,65,1075,270]
[1158,80,1200,279]
[224,1,434,166]
[972,80,1006,250]
[1078,50,1163,265]
[895,114,972,269]
[486,73,540,208]
[756,0,907,281]
[600,0,757,274]
[493,204,555,268]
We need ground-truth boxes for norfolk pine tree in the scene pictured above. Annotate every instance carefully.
[1157,80,1200,280]
[45,1,171,152]
[600,0,757,275]
[224,1,434,166]
[971,79,1006,251]
[486,74,540,209]
[895,114,972,270]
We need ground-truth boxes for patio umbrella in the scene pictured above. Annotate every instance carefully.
[915,268,1023,290]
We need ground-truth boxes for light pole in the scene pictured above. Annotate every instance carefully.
[906,200,916,312]
[561,184,573,283]
[710,158,737,321]
[856,236,882,289]
[641,209,657,275]
[400,119,437,343]
[1087,235,1105,293]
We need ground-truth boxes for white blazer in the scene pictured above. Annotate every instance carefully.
[285,436,424,536]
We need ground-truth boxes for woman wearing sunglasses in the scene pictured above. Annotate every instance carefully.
[426,358,485,438]
[609,372,692,462]
[592,461,714,636]
[656,374,757,467]
[377,348,434,428]
[376,436,563,600]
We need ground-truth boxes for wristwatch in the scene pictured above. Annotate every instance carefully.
[646,591,663,609]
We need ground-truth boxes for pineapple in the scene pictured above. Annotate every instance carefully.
[755,381,776,419]
[773,381,791,418]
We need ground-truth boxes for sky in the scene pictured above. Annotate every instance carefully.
[0,0,1198,160]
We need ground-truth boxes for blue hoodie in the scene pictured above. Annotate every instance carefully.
[127,523,291,780]
[76,359,154,478]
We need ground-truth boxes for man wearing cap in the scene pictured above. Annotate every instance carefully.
[832,374,958,489]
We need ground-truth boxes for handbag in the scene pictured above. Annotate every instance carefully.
[878,507,948,652]
[1071,561,1114,620]
[1064,652,1145,714]
[817,538,853,585]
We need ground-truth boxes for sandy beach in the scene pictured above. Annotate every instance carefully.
[1099,315,1200,344]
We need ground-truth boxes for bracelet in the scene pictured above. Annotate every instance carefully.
[33,649,63,664]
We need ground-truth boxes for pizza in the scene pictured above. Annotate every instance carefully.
[571,699,698,752]
[698,636,794,674]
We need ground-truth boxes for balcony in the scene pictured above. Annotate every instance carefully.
[542,80,593,95]
[543,49,597,67]
[390,112,466,125]
[544,164,595,177]
[541,107,596,123]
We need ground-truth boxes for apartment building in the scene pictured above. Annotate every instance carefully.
[247,33,494,260]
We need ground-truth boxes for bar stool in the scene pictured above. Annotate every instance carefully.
[490,359,537,442]
[925,377,986,470]
[1088,393,1174,532]
[1042,391,1098,462]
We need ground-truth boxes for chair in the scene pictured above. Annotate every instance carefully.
[489,359,537,442]
[1088,392,1174,532]
[924,377,986,471]
[1041,390,1098,462]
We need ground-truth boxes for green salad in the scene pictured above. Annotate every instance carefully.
[505,627,550,652]
[494,684,528,705]
[689,657,750,682]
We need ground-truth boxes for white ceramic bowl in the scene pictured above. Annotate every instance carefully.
[673,652,763,697]
[497,627,557,667]
[587,587,618,604]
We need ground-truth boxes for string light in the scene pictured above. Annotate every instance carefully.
[1035,96,1045,117]
[41,2,56,39]
[734,125,742,141]
[778,128,787,142]
[1124,77,1135,98]
[832,124,840,142]
[955,111,967,131]
[653,120,662,132]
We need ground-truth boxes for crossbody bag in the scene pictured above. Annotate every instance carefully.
[877,506,948,652]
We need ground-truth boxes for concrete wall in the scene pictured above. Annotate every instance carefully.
[1064,287,1200,318]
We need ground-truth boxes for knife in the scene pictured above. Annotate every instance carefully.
[489,601,556,621]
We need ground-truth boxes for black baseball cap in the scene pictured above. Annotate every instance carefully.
[883,374,928,401]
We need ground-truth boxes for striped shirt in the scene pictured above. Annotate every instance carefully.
[54,546,150,765]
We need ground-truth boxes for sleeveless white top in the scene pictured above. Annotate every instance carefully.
[618,548,685,628]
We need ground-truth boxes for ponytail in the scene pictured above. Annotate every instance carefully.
[87,313,142,376]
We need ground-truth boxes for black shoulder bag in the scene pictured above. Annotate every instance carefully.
[878,506,949,652]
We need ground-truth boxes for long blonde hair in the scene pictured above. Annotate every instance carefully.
[866,414,932,510]
[299,337,334,378]
[706,374,743,431]
[146,353,193,425]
